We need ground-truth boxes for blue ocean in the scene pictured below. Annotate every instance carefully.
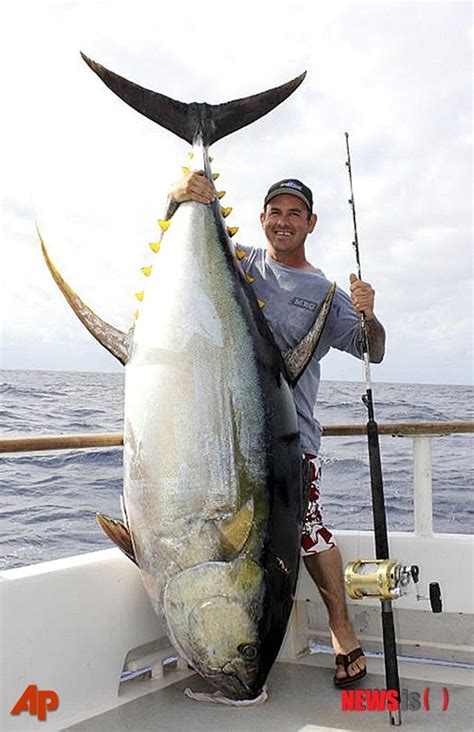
[1,370,472,571]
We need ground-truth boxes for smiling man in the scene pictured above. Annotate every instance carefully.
[169,172,386,686]
[260,180,318,268]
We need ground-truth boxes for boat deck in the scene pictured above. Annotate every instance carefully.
[66,653,473,731]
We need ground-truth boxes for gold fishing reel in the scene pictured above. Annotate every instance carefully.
[344,559,442,611]
[344,559,409,600]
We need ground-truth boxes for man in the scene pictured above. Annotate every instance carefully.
[169,172,386,686]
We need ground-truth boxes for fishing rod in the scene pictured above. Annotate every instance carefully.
[344,132,401,726]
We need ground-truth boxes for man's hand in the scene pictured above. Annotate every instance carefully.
[349,273,386,363]
[349,273,375,320]
[169,170,215,205]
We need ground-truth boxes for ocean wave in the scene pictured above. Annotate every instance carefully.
[320,454,367,468]
[0,382,63,400]
[1,370,472,569]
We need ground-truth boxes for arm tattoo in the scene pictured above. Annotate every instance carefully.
[361,316,386,363]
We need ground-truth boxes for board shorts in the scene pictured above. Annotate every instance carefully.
[301,453,336,555]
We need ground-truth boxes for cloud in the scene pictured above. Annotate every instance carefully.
[1,0,472,383]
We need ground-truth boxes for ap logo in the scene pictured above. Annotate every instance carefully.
[11,684,59,721]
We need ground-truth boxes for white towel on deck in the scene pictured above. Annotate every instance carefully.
[184,686,268,706]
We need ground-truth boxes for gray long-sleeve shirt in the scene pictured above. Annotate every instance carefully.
[236,245,362,453]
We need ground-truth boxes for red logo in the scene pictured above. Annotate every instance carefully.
[341,688,399,712]
[341,687,449,713]
[10,685,59,721]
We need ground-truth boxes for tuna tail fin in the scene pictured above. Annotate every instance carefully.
[80,52,306,146]
[38,227,131,365]
[283,283,336,386]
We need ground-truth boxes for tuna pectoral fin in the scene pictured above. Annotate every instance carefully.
[214,499,254,560]
[96,512,137,564]
[283,283,336,386]
[81,53,306,146]
[38,229,131,365]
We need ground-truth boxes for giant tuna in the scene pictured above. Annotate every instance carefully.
[39,54,335,700]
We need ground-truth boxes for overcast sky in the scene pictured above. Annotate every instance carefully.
[0,0,472,384]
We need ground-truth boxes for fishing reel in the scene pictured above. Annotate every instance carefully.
[344,559,442,612]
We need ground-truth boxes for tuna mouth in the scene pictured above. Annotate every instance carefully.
[221,673,261,700]
[201,664,260,701]
[221,661,261,699]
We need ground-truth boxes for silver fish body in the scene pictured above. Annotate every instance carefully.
[124,200,302,698]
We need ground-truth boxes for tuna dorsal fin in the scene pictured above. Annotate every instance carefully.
[283,283,336,386]
[38,228,131,365]
[96,512,137,564]
[214,498,254,560]
[80,52,306,146]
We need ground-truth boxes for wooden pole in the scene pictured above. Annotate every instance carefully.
[0,433,123,453]
[0,423,471,453]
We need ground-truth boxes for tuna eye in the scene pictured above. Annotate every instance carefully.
[238,643,258,661]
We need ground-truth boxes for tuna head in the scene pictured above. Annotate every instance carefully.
[163,559,267,700]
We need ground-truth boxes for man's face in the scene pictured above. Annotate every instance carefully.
[260,194,317,255]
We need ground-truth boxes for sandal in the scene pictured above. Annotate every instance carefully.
[334,647,367,687]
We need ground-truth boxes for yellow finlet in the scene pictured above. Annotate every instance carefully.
[217,191,226,199]
[135,291,144,302]
[209,156,214,163]
[245,273,255,284]
[221,206,232,218]
[235,247,246,259]
[182,166,191,174]
[257,299,266,309]
[212,172,220,181]
[214,499,254,560]
[133,310,140,320]
[187,151,194,159]
[141,266,153,277]
[158,219,171,232]
[228,226,239,238]
[149,242,161,253]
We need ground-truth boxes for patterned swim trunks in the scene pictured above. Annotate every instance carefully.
[301,453,336,555]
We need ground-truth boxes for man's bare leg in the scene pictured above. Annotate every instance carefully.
[303,546,367,681]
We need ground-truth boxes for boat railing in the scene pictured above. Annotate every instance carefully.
[0,421,472,538]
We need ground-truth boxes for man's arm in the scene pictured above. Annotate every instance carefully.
[363,316,386,363]
[164,170,216,219]
[167,170,215,210]
[349,273,386,363]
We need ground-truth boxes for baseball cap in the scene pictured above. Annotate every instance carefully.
[264,178,313,212]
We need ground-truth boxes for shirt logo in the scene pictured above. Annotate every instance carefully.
[290,296,319,311]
